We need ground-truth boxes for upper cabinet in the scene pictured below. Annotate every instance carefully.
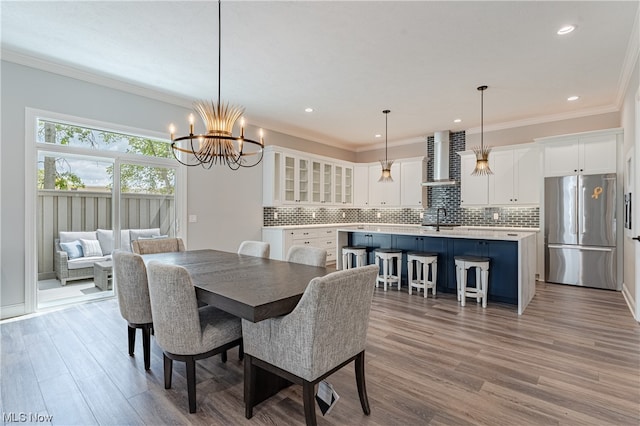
[353,165,369,207]
[283,155,309,203]
[368,163,401,206]
[400,159,426,207]
[460,144,540,207]
[459,152,489,206]
[488,145,540,205]
[539,129,621,177]
[333,164,353,205]
[262,147,353,207]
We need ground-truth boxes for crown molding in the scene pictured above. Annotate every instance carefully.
[465,104,620,135]
[615,6,640,108]
[1,49,194,109]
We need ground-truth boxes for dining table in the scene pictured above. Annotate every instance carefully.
[141,249,332,322]
[141,248,333,405]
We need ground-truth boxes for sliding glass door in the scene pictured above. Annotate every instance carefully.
[33,114,180,310]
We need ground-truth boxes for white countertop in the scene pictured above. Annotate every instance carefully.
[337,224,536,242]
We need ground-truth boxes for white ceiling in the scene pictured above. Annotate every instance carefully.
[1,1,638,151]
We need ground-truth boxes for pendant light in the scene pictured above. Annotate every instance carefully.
[378,109,393,182]
[472,85,493,176]
[169,0,263,170]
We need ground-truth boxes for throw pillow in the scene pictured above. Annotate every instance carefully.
[80,239,103,257]
[60,240,84,259]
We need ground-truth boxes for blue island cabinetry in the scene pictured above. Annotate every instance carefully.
[345,228,530,310]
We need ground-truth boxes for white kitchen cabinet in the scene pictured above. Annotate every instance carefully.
[282,155,310,204]
[353,165,369,207]
[262,226,337,264]
[489,146,540,205]
[262,149,281,206]
[459,152,489,206]
[400,159,426,207]
[333,164,353,205]
[541,130,619,177]
[368,163,401,206]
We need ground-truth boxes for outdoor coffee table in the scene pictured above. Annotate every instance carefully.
[94,260,113,291]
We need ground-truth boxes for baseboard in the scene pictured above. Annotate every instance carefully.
[621,282,638,322]
[0,303,26,320]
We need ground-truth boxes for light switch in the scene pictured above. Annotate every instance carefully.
[376,212,381,219]
[419,212,424,219]
[188,214,197,223]
[274,212,278,219]
[493,212,499,220]
[312,212,316,219]
[342,212,346,218]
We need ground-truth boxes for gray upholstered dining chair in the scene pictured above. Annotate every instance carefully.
[132,237,185,255]
[112,250,153,370]
[237,240,270,258]
[286,245,327,267]
[146,261,243,414]
[242,264,379,425]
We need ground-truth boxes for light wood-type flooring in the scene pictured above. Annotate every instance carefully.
[1,281,639,425]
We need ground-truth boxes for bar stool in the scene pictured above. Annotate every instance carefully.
[374,249,402,291]
[341,246,367,270]
[454,255,490,308]
[406,252,438,298]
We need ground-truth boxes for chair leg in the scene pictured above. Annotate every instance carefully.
[238,341,244,361]
[186,357,197,413]
[142,325,151,370]
[302,380,317,426]
[221,350,227,363]
[164,353,173,389]
[355,351,371,415]
[244,355,256,419]
[431,261,437,297]
[127,325,136,356]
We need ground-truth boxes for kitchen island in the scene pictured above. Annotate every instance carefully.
[336,225,536,315]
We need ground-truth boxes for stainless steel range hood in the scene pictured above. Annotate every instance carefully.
[422,130,457,186]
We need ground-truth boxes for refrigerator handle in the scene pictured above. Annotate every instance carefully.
[570,184,578,236]
[581,185,586,235]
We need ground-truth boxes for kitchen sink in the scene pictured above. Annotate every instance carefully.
[421,224,462,231]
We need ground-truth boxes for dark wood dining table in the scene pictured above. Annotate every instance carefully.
[141,249,332,321]
[141,249,332,404]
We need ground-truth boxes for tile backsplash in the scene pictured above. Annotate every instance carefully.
[263,131,540,229]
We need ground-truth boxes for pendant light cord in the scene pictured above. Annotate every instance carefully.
[477,85,487,150]
[383,109,390,161]
[218,0,222,105]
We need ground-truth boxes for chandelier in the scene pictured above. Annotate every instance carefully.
[379,109,394,182]
[472,85,493,175]
[169,0,263,169]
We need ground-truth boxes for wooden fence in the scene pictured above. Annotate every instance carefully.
[38,189,175,278]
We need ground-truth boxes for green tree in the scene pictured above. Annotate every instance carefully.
[38,120,174,194]
[37,168,85,190]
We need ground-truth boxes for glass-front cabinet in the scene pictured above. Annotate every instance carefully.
[334,165,353,205]
[283,154,309,204]
[262,147,354,206]
[323,163,333,204]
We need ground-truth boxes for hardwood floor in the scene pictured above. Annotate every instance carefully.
[2,282,639,425]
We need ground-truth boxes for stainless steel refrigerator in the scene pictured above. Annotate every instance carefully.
[544,173,617,290]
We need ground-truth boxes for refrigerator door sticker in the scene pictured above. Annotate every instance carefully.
[592,186,603,199]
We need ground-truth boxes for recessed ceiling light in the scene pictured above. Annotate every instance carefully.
[557,25,575,35]
[453,118,462,123]
[374,134,382,138]
[567,95,580,101]
[304,107,314,113]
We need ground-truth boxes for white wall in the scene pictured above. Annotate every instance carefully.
[621,58,639,319]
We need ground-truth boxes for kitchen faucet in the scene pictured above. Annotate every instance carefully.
[436,207,447,232]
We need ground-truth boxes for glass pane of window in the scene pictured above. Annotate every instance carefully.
[120,163,177,238]
[37,119,171,158]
